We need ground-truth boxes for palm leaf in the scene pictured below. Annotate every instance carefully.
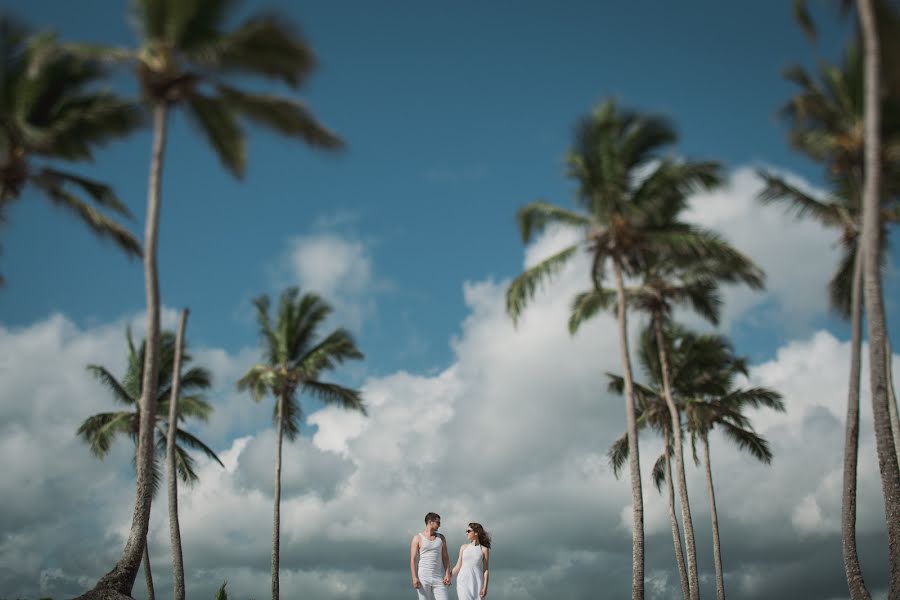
[516,201,589,244]
[185,92,246,177]
[568,287,616,334]
[651,452,667,493]
[86,365,136,406]
[756,170,844,228]
[719,422,773,464]
[30,177,142,257]
[506,243,579,325]
[302,380,366,416]
[236,364,275,402]
[77,411,134,457]
[607,432,629,479]
[218,84,343,150]
[35,168,134,219]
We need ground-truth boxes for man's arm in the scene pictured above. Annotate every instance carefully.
[441,534,451,584]
[410,535,421,588]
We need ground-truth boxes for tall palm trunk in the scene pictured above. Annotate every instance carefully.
[664,430,690,600]
[272,393,285,600]
[653,315,700,599]
[701,435,724,600]
[613,259,644,600]
[857,0,900,593]
[166,309,189,600]
[82,101,170,599]
[142,544,155,600]
[843,247,871,600]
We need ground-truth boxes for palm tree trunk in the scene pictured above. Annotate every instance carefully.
[272,393,285,600]
[664,430,690,600]
[166,309,189,600]
[842,247,871,600]
[886,338,900,467]
[613,258,644,600]
[702,436,724,600]
[653,315,699,600]
[857,0,900,593]
[82,101,170,599]
[142,543,155,600]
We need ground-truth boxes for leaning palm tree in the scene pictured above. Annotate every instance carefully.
[238,288,365,600]
[70,3,343,597]
[507,99,728,600]
[765,24,900,596]
[0,15,141,285]
[77,327,223,600]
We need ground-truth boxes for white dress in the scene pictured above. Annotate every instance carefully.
[456,543,484,600]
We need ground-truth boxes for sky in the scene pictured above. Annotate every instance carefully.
[1,1,900,599]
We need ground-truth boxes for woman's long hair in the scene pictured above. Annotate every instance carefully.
[469,522,491,548]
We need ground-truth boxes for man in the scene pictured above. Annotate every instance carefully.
[410,512,451,599]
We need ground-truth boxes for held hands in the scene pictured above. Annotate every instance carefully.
[443,573,451,585]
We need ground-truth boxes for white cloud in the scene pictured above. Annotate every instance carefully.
[684,166,839,331]
[280,232,386,332]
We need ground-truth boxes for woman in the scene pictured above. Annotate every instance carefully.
[451,522,490,599]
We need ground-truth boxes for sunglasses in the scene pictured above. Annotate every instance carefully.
[465,529,472,533]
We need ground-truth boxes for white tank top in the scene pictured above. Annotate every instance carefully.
[417,533,444,583]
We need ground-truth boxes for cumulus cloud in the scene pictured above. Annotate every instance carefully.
[0,168,896,600]
[281,233,384,332]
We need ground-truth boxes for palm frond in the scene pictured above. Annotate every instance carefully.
[829,245,856,319]
[296,327,363,380]
[185,92,246,178]
[196,14,316,87]
[720,387,785,412]
[568,287,616,334]
[236,364,275,401]
[76,411,135,457]
[218,84,342,150]
[173,427,224,468]
[86,365,136,406]
[506,243,579,325]
[719,421,774,464]
[756,170,844,228]
[302,380,366,416]
[35,168,134,219]
[30,178,142,257]
[651,452,667,493]
[607,432,629,479]
[516,201,589,244]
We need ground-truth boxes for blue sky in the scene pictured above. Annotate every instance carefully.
[0,0,877,373]
[4,2,900,599]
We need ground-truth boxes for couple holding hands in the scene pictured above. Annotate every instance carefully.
[410,512,491,600]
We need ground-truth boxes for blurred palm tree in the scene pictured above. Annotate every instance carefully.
[77,328,223,600]
[238,288,365,600]
[763,24,900,594]
[0,15,142,285]
[68,3,344,597]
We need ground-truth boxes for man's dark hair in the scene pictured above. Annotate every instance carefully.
[425,512,441,524]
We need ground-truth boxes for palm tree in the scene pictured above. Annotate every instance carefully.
[506,100,727,599]
[77,327,223,600]
[765,22,900,595]
[610,326,783,600]
[238,288,365,600]
[608,380,690,600]
[619,241,762,598]
[165,309,189,600]
[70,3,344,597]
[0,15,141,285]
[675,334,783,600]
